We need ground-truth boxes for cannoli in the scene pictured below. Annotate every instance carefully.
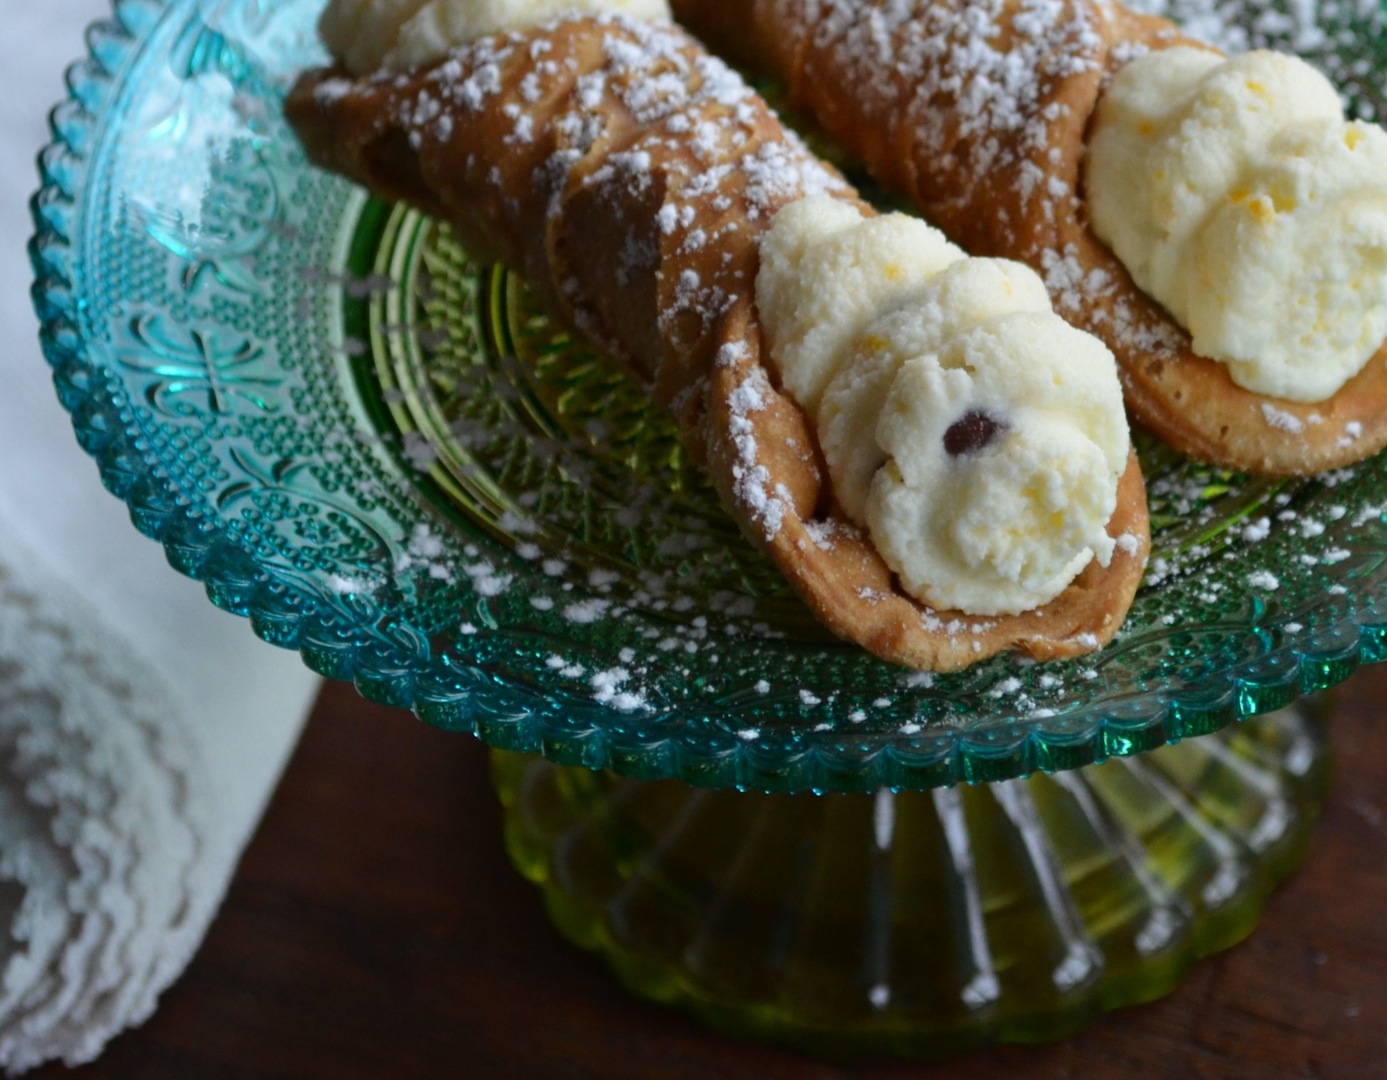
[285,5,1149,671]
[670,0,1387,475]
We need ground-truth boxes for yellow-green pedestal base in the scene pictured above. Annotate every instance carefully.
[492,702,1328,1057]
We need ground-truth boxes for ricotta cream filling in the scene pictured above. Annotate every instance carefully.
[759,198,1129,616]
[1087,47,1387,403]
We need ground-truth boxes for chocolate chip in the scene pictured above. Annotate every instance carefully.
[943,410,1005,456]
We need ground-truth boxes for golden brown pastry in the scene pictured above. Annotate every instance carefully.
[285,14,1149,670]
[670,0,1387,475]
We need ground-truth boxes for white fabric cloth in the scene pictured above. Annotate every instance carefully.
[0,0,322,1070]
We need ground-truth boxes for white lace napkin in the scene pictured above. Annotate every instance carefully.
[0,0,321,1070]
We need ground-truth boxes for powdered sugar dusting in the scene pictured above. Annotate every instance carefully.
[1261,402,1306,434]
[726,365,789,539]
[1128,0,1383,87]
[800,0,1104,219]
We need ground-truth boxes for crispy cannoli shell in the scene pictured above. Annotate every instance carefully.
[286,16,1147,670]
[672,0,1387,475]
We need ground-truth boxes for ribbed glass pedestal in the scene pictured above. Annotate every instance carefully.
[493,700,1328,1056]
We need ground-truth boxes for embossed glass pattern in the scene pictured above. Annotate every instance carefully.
[30,0,1387,791]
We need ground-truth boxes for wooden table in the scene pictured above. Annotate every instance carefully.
[31,667,1387,1079]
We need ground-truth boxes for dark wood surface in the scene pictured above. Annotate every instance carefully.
[30,667,1387,1080]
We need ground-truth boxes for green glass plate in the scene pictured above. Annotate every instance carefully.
[30,0,1387,791]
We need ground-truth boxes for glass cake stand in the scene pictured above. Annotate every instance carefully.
[30,0,1387,1057]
